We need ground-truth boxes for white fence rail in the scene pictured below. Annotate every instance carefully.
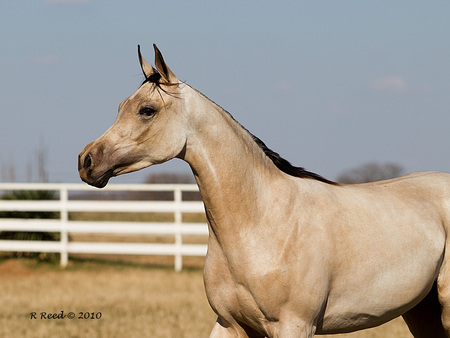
[0,183,208,271]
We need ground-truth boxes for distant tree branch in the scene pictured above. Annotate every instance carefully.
[337,162,404,184]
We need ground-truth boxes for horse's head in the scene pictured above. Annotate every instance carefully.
[78,44,187,188]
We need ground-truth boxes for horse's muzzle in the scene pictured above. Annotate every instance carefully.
[78,146,112,188]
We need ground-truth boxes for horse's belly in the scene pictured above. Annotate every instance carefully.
[318,243,443,333]
[315,197,447,332]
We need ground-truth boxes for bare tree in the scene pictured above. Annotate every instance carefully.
[143,172,199,201]
[36,141,49,183]
[1,155,16,182]
[145,172,194,184]
[337,162,404,184]
[123,172,199,201]
[1,142,49,183]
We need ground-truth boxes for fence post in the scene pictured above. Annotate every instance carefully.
[174,186,182,271]
[60,186,69,267]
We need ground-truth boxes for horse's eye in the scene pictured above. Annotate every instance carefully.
[139,106,157,118]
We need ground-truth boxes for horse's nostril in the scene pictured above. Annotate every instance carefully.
[84,153,92,169]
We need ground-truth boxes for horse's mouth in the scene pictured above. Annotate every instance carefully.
[80,169,114,189]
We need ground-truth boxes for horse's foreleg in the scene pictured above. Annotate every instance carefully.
[209,317,258,338]
[402,282,447,337]
[275,321,316,338]
[438,247,450,337]
[209,319,242,338]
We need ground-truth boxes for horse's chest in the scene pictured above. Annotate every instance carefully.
[204,251,287,327]
[205,275,276,333]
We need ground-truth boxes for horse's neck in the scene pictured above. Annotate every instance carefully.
[182,87,281,234]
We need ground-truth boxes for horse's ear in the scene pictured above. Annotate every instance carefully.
[153,44,177,83]
[138,45,155,79]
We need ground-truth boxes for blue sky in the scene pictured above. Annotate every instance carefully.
[1,1,450,184]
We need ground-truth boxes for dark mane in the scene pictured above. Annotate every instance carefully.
[250,134,337,185]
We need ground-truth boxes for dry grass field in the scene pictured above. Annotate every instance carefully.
[0,259,414,337]
[0,259,215,338]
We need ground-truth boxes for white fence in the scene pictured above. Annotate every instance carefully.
[0,183,208,271]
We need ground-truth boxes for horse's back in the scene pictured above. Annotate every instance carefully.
[343,171,450,212]
[362,170,450,190]
[364,171,450,229]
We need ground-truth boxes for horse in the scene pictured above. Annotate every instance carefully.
[78,44,450,337]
